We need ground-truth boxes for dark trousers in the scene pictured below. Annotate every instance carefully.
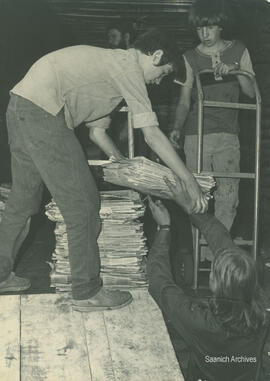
[0,94,102,299]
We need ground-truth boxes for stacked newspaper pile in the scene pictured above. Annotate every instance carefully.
[101,156,215,199]
[0,184,11,222]
[45,190,148,293]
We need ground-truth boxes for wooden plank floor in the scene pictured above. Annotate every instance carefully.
[0,290,184,381]
[0,296,20,381]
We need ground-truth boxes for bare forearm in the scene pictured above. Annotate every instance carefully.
[89,128,123,160]
[172,102,190,132]
[144,127,194,183]
[143,127,208,214]
[237,75,255,98]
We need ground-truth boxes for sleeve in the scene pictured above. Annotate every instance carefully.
[85,116,111,130]
[240,48,255,75]
[174,55,194,89]
[147,230,210,337]
[109,68,159,129]
[147,230,178,299]
[189,213,240,256]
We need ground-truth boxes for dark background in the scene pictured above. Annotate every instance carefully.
[0,0,269,246]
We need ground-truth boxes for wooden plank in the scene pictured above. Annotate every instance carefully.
[0,295,20,381]
[83,289,184,381]
[20,294,92,381]
[82,312,116,381]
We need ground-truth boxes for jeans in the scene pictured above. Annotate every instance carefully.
[185,133,240,231]
[0,94,102,299]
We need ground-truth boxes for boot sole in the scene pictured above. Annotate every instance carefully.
[72,295,133,312]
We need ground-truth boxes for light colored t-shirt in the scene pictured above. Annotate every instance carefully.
[11,45,158,130]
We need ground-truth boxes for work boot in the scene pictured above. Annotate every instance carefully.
[72,287,133,312]
[0,272,31,293]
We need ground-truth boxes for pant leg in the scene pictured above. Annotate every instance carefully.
[12,95,102,299]
[0,97,44,282]
[184,135,212,173]
[212,133,240,231]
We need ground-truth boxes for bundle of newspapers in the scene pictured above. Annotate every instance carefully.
[45,190,148,293]
[0,184,11,222]
[97,156,215,199]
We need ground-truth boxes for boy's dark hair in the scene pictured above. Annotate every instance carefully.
[133,28,186,83]
[189,0,229,28]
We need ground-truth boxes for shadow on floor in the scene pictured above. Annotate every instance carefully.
[12,212,56,295]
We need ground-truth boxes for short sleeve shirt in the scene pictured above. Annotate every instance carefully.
[11,45,158,130]
[178,40,255,135]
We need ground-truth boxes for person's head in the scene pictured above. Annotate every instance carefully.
[107,27,123,48]
[106,21,135,49]
[189,0,228,48]
[209,248,266,333]
[133,28,186,85]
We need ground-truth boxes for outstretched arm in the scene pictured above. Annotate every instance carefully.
[146,197,182,304]
[164,176,238,256]
[147,198,211,335]
[106,57,207,212]
[169,85,192,149]
[87,116,124,160]
[142,125,208,214]
[170,56,193,149]
[190,213,238,257]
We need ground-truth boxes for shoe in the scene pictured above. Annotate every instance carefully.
[72,287,133,312]
[0,272,31,293]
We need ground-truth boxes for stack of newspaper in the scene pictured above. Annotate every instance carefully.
[101,156,215,199]
[0,184,11,222]
[45,190,148,293]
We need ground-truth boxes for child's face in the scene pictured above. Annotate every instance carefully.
[196,25,222,48]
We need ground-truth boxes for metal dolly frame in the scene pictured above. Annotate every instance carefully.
[192,69,262,290]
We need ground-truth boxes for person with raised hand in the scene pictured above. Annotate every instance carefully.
[147,180,268,381]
